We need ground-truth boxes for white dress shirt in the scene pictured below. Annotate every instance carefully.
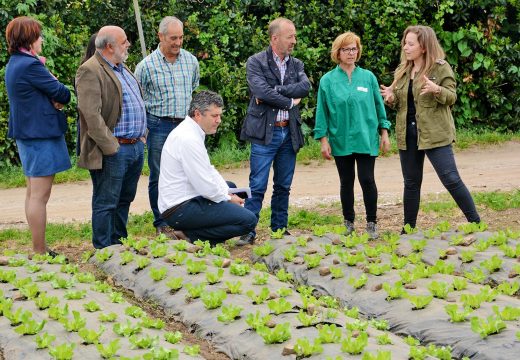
[158,116,230,213]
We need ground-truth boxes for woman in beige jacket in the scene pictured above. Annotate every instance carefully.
[380,25,480,230]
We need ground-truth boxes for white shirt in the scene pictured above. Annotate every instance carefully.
[158,116,230,213]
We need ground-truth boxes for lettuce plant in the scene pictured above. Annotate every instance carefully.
[451,277,468,291]
[492,305,520,321]
[344,306,359,319]
[246,287,270,305]
[464,267,487,284]
[213,258,225,267]
[341,331,368,354]
[370,319,389,331]
[312,225,328,237]
[171,240,189,251]
[47,254,67,265]
[20,282,40,299]
[143,347,179,360]
[48,304,69,321]
[253,262,269,272]
[109,291,124,303]
[113,320,142,337]
[60,264,79,275]
[402,224,418,234]
[470,315,506,338]
[383,282,407,301]
[224,280,242,294]
[185,282,206,299]
[458,222,488,234]
[166,251,187,266]
[75,272,96,283]
[26,264,41,273]
[362,350,392,360]
[428,281,451,299]
[376,333,393,345]
[149,267,168,281]
[62,288,84,300]
[8,257,27,267]
[166,277,183,292]
[294,337,323,357]
[129,334,158,349]
[51,276,75,289]
[296,309,318,327]
[83,301,102,312]
[271,228,286,239]
[303,254,322,269]
[253,272,269,285]
[4,307,32,326]
[407,295,433,310]
[91,281,112,293]
[135,256,151,270]
[497,281,520,296]
[211,243,230,257]
[230,261,251,276]
[78,326,105,344]
[391,255,408,269]
[36,271,56,282]
[132,239,150,252]
[345,319,368,331]
[330,266,345,279]
[98,312,118,322]
[0,297,13,315]
[217,304,243,323]
[460,249,476,263]
[257,322,291,344]
[322,243,339,256]
[479,285,499,302]
[120,251,135,265]
[474,239,491,252]
[480,255,503,273]
[267,298,293,315]
[276,268,293,282]
[95,249,113,262]
[253,242,275,256]
[49,343,75,360]
[125,305,145,318]
[283,245,298,261]
[15,318,46,335]
[204,268,223,285]
[319,295,339,309]
[150,243,168,258]
[410,239,427,252]
[346,274,367,289]
[164,331,182,344]
[140,316,165,329]
[201,289,226,309]
[460,293,484,310]
[500,243,520,258]
[296,236,308,247]
[245,311,272,330]
[35,332,56,349]
[183,345,200,356]
[97,339,120,359]
[444,304,473,322]
[60,310,86,332]
[367,263,391,276]
[317,323,342,343]
[433,260,455,275]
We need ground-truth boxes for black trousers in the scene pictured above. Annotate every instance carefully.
[334,154,378,223]
[399,125,481,227]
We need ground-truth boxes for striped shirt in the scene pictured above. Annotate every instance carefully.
[101,55,147,138]
[273,52,289,122]
[135,47,199,118]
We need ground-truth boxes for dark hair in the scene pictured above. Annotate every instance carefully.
[5,16,42,54]
[188,90,224,117]
[81,32,98,64]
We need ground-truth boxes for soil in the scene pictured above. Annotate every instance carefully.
[1,141,519,229]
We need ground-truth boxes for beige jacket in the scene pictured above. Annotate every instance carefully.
[76,52,133,169]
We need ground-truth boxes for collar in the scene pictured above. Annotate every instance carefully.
[272,50,289,63]
[185,116,205,140]
[97,51,122,71]
[157,45,182,62]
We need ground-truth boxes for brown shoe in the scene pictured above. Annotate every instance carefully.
[156,226,188,241]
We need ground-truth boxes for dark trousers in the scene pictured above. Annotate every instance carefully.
[399,127,480,227]
[162,182,257,245]
[334,154,378,223]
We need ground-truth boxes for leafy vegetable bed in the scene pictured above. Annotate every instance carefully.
[91,237,417,359]
[255,224,520,360]
[0,253,202,360]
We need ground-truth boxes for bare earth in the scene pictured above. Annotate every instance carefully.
[1,141,519,229]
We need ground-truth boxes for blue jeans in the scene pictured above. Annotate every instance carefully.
[245,126,296,236]
[147,114,181,228]
[400,127,480,227]
[162,194,257,245]
[89,141,144,249]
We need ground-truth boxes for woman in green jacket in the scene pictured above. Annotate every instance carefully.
[314,32,391,238]
[380,25,480,229]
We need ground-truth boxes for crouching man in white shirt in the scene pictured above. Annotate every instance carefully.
[158,90,257,244]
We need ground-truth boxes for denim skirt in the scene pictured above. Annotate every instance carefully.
[16,135,71,177]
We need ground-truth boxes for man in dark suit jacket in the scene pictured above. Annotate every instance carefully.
[76,26,147,249]
[239,17,311,245]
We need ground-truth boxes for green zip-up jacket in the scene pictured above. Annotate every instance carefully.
[314,66,390,156]
[389,60,457,150]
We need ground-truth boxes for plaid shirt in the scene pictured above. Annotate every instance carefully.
[135,47,199,118]
[273,52,290,122]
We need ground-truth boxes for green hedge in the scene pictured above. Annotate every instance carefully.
[1,0,519,166]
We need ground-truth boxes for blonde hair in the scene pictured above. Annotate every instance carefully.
[393,25,445,85]
[331,32,362,64]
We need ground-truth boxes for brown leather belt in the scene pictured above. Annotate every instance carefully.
[160,199,191,219]
[274,120,289,127]
[160,116,184,122]
[116,137,140,144]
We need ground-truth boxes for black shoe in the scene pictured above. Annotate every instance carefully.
[236,233,256,246]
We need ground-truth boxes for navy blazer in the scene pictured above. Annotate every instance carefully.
[6,52,71,139]
[240,46,311,152]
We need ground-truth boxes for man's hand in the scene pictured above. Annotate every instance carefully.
[319,137,332,160]
[52,100,64,111]
[293,98,301,106]
[229,194,245,206]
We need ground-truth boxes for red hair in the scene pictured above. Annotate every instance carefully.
[5,16,42,54]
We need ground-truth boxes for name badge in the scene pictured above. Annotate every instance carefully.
[357,86,368,93]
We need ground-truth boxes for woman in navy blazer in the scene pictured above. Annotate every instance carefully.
[5,16,71,256]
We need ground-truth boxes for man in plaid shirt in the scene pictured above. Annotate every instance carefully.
[135,16,199,237]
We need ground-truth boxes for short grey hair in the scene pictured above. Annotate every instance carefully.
[159,16,183,34]
[268,17,293,39]
[188,91,224,117]
[95,32,115,50]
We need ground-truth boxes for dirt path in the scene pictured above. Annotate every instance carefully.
[1,141,519,228]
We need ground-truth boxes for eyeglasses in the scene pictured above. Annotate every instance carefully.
[340,47,358,54]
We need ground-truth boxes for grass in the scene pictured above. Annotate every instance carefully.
[1,129,518,189]
[421,190,520,213]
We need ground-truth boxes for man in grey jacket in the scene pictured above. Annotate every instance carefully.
[239,17,311,245]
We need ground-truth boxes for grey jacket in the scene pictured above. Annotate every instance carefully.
[240,46,311,152]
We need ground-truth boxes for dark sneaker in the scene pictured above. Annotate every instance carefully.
[236,233,256,246]
[367,222,379,239]
[345,220,355,235]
